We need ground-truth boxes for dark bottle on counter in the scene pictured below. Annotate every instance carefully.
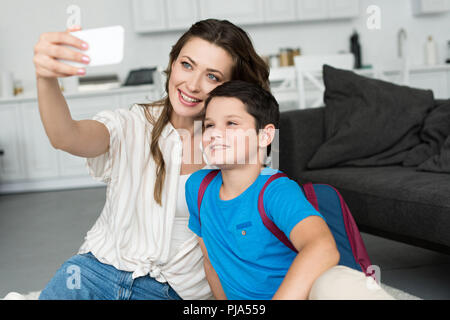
[446,40,450,64]
[350,30,362,69]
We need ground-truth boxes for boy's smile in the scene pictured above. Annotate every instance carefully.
[203,97,260,168]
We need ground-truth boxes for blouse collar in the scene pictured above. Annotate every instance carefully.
[161,121,176,138]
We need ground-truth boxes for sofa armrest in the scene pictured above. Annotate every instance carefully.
[277,107,325,178]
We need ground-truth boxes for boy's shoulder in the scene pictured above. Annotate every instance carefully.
[260,167,292,185]
[260,168,301,197]
[186,169,219,191]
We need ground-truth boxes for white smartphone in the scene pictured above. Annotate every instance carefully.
[59,25,124,68]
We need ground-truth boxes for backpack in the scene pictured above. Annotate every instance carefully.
[197,170,374,277]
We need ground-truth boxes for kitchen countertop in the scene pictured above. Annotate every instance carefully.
[366,63,450,74]
[2,64,449,104]
[0,84,156,104]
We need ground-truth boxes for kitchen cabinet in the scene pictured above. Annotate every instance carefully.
[380,66,450,99]
[20,101,60,180]
[120,90,157,107]
[0,105,26,182]
[263,0,297,23]
[166,0,200,30]
[0,85,157,194]
[412,0,450,15]
[296,0,359,21]
[133,0,200,33]
[327,0,359,19]
[199,0,264,25]
[132,0,167,33]
[409,70,449,99]
[132,0,360,33]
[296,0,328,21]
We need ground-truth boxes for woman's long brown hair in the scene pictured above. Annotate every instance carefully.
[141,19,270,206]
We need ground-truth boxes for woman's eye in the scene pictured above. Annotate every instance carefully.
[227,121,237,126]
[182,62,192,69]
[204,123,213,129]
[208,74,219,81]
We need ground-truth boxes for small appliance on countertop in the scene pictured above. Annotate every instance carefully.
[123,67,157,86]
[77,74,121,92]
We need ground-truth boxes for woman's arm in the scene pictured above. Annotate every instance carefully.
[36,78,110,157]
[197,237,227,300]
[34,27,110,158]
[272,216,340,300]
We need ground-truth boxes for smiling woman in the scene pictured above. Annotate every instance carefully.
[141,19,270,205]
[169,38,233,114]
[32,18,270,300]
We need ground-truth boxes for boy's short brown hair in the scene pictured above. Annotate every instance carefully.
[204,80,280,129]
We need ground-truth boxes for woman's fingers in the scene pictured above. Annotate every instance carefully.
[39,31,88,51]
[66,25,82,32]
[43,54,86,76]
[34,29,88,79]
[34,54,84,77]
[42,43,89,65]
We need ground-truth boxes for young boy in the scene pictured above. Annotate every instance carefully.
[185,80,340,300]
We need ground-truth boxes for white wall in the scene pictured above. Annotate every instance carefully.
[0,0,449,95]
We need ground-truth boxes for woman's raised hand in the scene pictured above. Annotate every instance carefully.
[33,26,90,79]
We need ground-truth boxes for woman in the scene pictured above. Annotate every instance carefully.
[33,19,269,300]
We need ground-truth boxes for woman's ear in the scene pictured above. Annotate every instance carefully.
[258,124,276,148]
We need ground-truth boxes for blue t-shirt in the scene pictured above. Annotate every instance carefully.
[186,167,324,300]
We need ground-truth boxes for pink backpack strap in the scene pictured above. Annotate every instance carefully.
[302,182,320,211]
[258,172,299,253]
[197,170,220,226]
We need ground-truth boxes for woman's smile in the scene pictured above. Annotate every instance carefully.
[178,89,202,107]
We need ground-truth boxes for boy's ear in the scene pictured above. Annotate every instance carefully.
[258,124,276,148]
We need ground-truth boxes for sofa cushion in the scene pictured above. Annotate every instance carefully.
[279,107,325,176]
[403,99,450,167]
[307,65,434,169]
[418,135,450,173]
[297,166,450,249]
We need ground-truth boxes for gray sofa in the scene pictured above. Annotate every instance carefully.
[277,65,450,254]
[278,104,450,254]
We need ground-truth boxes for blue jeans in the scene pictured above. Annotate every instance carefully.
[39,252,182,300]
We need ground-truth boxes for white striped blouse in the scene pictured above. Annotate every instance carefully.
[78,103,212,300]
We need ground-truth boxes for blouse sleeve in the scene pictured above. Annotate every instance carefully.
[85,109,122,184]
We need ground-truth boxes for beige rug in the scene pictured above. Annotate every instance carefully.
[380,284,422,300]
[3,284,421,300]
